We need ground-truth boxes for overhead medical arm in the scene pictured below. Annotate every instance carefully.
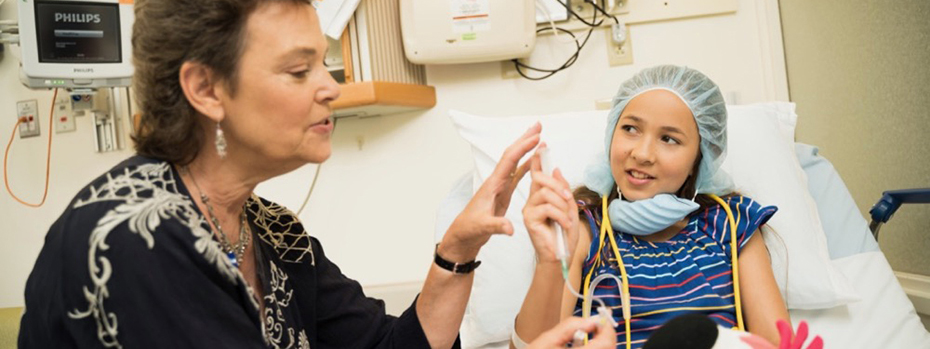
[868,188,930,240]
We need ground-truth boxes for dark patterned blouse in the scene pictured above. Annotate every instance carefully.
[19,156,447,349]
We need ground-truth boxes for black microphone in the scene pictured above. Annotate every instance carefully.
[643,314,719,349]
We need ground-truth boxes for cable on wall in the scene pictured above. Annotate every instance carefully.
[4,89,57,208]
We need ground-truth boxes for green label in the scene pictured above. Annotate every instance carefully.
[462,33,477,41]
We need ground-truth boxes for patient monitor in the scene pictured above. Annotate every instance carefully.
[17,0,134,89]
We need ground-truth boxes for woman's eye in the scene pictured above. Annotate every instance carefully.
[289,70,309,79]
[661,135,681,145]
[621,125,638,134]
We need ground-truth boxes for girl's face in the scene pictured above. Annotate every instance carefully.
[610,89,701,201]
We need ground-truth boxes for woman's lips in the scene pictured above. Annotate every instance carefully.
[308,117,333,133]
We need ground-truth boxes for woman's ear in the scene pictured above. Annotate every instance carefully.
[179,61,226,123]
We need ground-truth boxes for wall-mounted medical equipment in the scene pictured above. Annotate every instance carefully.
[399,0,537,64]
[328,0,436,119]
[0,13,16,55]
[83,88,128,152]
[17,0,134,89]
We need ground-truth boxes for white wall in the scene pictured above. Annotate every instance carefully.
[0,0,785,307]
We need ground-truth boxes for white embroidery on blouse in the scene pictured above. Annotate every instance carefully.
[68,162,253,348]
[248,197,314,265]
[262,261,308,349]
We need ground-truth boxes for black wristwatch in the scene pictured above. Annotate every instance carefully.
[434,244,481,274]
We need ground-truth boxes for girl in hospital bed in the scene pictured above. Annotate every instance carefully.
[512,65,797,348]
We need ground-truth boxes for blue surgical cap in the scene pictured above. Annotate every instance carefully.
[584,65,734,197]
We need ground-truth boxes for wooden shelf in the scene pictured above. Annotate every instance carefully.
[332,81,436,118]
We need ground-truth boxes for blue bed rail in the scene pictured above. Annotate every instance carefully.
[869,188,930,240]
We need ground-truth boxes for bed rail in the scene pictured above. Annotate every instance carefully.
[869,188,930,240]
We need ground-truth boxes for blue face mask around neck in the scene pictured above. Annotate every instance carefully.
[607,193,700,236]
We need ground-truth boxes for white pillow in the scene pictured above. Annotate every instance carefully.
[450,110,609,346]
[448,102,857,346]
[721,103,857,309]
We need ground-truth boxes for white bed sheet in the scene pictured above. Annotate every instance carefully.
[791,251,930,348]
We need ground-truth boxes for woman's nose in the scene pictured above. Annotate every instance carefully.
[318,71,342,104]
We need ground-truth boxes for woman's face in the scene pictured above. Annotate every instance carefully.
[219,2,340,173]
[610,89,701,201]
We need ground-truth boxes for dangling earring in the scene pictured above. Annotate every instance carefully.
[215,123,227,159]
[615,185,622,199]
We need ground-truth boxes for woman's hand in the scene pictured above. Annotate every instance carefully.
[440,123,542,262]
[522,144,580,264]
[527,316,616,349]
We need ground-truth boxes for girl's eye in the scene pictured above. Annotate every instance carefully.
[620,125,638,134]
[661,135,681,145]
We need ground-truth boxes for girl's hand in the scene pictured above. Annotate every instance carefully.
[440,123,542,262]
[522,144,580,264]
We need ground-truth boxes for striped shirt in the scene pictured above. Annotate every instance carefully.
[574,195,777,348]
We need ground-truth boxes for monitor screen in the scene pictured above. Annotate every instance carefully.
[35,1,121,63]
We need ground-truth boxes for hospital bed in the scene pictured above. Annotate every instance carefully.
[435,103,930,348]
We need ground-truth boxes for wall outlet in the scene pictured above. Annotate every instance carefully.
[607,25,633,66]
[54,95,76,133]
[16,100,41,138]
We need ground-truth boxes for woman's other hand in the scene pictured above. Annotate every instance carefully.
[527,316,616,349]
[522,144,580,264]
[440,122,542,262]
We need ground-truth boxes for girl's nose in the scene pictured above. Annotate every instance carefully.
[630,139,655,165]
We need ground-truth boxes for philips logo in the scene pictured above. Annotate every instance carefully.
[74,68,94,73]
[55,13,101,23]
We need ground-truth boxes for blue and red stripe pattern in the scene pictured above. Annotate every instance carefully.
[574,195,777,348]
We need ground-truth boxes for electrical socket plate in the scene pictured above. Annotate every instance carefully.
[16,100,40,138]
[606,25,632,66]
[54,95,76,133]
